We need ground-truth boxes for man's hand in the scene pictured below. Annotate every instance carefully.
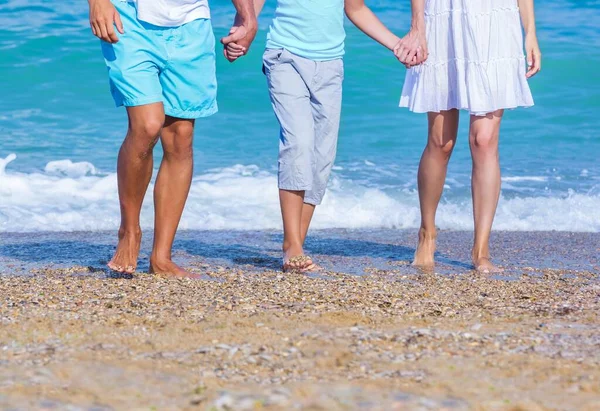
[89,0,124,44]
[222,27,248,62]
[221,18,257,62]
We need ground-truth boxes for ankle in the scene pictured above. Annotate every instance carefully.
[418,227,437,241]
[150,254,172,267]
[472,249,490,261]
[118,226,142,238]
[282,239,303,252]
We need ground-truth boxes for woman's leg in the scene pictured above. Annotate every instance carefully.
[413,110,460,267]
[468,110,504,272]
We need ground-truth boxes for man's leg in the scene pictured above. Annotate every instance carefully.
[108,103,165,273]
[149,116,196,277]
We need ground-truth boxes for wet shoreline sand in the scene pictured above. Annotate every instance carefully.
[1,230,599,409]
[1,229,598,277]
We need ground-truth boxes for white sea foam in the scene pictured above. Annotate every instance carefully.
[0,154,599,233]
[501,176,548,183]
[44,159,97,178]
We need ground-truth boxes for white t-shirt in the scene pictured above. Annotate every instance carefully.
[127,0,210,27]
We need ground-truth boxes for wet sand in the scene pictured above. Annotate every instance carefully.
[0,230,599,410]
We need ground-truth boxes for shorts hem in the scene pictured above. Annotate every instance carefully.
[165,103,219,119]
[118,96,164,107]
[278,184,312,192]
[304,197,322,206]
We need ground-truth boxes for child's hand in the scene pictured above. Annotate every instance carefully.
[224,41,247,62]
[394,27,428,67]
[222,26,249,62]
[394,45,422,69]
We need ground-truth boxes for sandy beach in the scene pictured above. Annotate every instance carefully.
[1,229,599,410]
[2,0,599,409]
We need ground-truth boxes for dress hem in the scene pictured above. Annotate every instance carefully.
[398,102,534,117]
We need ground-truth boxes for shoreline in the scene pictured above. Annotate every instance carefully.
[1,229,598,277]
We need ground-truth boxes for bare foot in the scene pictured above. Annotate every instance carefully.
[283,243,315,272]
[107,228,142,274]
[149,257,201,279]
[412,228,436,268]
[473,256,503,273]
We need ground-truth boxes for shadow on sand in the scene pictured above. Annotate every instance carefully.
[0,230,473,276]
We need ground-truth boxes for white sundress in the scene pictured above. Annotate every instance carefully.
[400,0,534,116]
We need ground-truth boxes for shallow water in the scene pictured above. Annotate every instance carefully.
[1,229,597,278]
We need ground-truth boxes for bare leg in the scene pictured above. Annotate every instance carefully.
[413,110,460,267]
[108,103,164,273]
[280,190,314,271]
[300,203,316,245]
[149,116,198,278]
[469,110,504,273]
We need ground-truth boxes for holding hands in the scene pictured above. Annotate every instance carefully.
[221,17,257,62]
[394,23,428,68]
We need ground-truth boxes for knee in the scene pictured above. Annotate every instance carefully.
[165,120,194,140]
[129,117,163,141]
[294,133,313,153]
[470,130,499,156]
[427,134,455,159]
[162,121,194,160]
[282,134,314,162]
[278,135,316,190]
[127,117,164,157]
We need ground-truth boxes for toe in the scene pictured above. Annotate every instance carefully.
[301,257,316,271]
[107,261,120,272]
[283,262,299,272]
[304,263,319,272]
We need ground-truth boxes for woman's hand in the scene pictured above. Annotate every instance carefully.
[394,25,428,68]
[525,33,541,78]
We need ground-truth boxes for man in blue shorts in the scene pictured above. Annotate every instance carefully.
[88,0,257,277]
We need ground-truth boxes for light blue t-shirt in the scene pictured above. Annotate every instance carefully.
[266,0,345,61]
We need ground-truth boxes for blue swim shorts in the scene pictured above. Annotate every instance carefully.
[100,0,218,119]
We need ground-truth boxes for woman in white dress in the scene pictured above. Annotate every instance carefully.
[396,0,541,272]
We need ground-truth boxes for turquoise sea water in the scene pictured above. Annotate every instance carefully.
[0,0,599,232]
